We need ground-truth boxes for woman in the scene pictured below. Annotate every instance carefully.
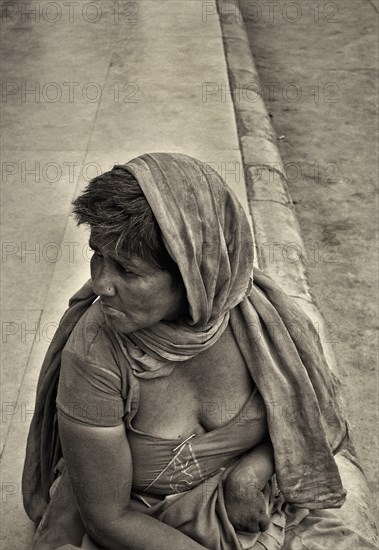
[22,153,374,549]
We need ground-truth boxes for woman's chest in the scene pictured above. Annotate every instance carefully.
[132,328,255,439]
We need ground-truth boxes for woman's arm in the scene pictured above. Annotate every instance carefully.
[58,413,209,550]
[227,438,275,490]
[223,439,275,533]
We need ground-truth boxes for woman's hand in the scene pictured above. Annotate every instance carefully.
[223,439,275,533]
[224,469,270,533]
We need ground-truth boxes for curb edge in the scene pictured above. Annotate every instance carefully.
[216,0,339,375]
[216,2,379,540]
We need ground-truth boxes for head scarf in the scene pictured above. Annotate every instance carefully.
[23,153,349,525]
[112,154,254,378]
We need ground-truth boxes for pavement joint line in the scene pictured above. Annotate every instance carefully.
[250,198,293,208]
[367,0,379,13]
[82,49,118,164]
[0,307,44,454]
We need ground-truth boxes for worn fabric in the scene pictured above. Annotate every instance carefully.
[31,458,376,550]
[22,280,95,525]
[23,152,356,547]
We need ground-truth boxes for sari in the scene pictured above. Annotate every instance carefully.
[23,153,372,549]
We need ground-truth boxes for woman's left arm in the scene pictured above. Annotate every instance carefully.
[227,438,275,490]
[223,439,275,533]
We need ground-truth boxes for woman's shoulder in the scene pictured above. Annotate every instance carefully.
[63,300,120,368]
[57,300,127,427]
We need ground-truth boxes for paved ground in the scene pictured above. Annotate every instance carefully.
[240,0,378,520]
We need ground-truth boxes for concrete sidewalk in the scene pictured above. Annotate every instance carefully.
[1,1,251,547]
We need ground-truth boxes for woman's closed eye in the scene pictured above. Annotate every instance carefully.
[112,256,136,276]
[89,241,136,276]
[117,263,134,275]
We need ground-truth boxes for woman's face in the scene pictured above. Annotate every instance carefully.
[89,233,186,334]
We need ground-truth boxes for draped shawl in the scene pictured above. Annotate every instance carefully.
[23,152,349,525]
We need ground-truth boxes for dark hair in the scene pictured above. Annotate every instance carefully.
[72,167,179,278]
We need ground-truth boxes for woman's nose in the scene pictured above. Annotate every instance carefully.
[92,264,116,297]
